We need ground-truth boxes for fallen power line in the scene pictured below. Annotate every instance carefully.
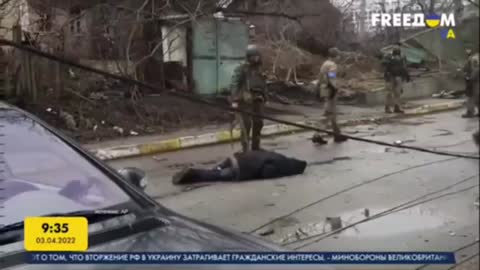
[416,240,480,270]
[447,253,479,270]
[1,39,478,161]
[291,184,479,249]
[250,157,459,234]
[290,174,479,250]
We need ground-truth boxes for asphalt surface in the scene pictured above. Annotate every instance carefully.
[108,110,479,270]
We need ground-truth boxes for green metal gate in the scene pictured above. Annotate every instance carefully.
[192,18,248,95]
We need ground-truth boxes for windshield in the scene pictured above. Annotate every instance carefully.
[0,109,131,225]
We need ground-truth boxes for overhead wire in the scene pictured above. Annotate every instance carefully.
[0,39,478,161]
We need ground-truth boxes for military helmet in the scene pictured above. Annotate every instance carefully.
[246,44,260,57]
[328,47,340,58]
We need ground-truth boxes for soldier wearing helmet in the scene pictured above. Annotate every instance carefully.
[312,47,348,144]
[230,44,267,152]
[462,48,479,118]
[382,45,410,113]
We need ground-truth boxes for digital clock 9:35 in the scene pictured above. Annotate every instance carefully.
[42,222,69,234]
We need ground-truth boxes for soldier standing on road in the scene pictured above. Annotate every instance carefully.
[312,47,348,144]
[462,49,479,118]
[230,44,267,152]
[382,46,410,114]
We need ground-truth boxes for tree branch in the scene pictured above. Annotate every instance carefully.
[219,8,323,22]
[466,0,479,7]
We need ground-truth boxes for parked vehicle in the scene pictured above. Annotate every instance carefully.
[0,102,333,270]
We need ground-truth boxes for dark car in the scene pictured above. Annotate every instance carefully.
[0,102,333,270]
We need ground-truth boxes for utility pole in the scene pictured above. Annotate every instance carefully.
[359,0,367,40]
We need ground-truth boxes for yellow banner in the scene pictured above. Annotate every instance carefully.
[24,217,88,251]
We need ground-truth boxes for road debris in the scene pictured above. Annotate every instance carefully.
[258,228,275,236]
[181,183,212,192]
[129,130,139,136]
[393,139,416,146]
[449,230,456,236]
[326,217,343,232]
[385,147,409,154]
[363,208,370,218]
[113,126,124,135]
[296,228,309,237]
[432,129,454,137]
[308,156,352,166]
[152,156,168,162]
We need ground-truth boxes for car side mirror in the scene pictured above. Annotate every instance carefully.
[118,167,148,191]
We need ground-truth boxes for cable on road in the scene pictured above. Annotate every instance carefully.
[291,184,479,249]
[1,39,479,161]
[447,253,479,270]
[250,157,459,233]
[415,240,480,270]
[287,174,478,249]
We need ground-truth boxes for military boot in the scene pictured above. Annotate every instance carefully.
[385,106,393,114]
[394,105,404,113]
[312,133,328,145]
[333,134,348,143]
[462,111,475,118]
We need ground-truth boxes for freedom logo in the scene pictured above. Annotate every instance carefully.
[371,13,456,40]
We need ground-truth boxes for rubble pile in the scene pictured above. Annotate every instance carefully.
[258,39,317,81]
[257,40,384,103]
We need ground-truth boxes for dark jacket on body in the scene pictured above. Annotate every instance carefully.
[232,150,307,181]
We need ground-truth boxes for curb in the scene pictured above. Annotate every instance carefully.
[92,100,465,161]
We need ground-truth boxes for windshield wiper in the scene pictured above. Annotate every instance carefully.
[0,209,130,235]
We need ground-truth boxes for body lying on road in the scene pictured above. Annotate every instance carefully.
[172,150,307,185]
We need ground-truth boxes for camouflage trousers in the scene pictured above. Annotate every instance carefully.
[314,87,340,138]
[238,101,264,152]
[466,80,479,114]
[324,96,340,134]
[385,76,403,108]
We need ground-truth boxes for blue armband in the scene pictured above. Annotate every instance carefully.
[328,72,337,78]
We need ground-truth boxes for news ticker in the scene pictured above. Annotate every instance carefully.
[27,252,456,264]
[22,217,456,265]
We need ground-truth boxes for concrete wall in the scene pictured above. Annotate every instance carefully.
[357,73,463,106]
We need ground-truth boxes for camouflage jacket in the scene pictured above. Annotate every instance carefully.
[230,63,266,103]
[382,53,409,80]
[467,53,480,81]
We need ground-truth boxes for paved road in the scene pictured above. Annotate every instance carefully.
[109,110,479,270]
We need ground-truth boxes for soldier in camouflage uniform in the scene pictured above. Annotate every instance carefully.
[230,44,267,152]
[382,47,410,114]
[462,49,479,118]
[312,47,348,144]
